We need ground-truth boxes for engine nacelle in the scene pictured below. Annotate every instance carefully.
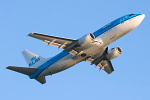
[78,33,95,46]
[106,47,122,60]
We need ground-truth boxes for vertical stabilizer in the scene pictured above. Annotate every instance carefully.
[22,49,47,68]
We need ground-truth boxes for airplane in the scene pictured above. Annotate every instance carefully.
[7,14,145,84]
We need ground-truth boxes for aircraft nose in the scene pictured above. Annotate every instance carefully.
[140,14,145,20]
[132,14,145,28]
[126,14,145,31]
[138,14,145,23]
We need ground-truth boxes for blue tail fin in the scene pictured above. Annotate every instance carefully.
[7,49,48,84]
[22,49,48,68]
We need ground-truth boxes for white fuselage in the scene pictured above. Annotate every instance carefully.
[39,14,145,77]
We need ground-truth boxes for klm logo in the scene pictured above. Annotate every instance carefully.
[29,56,40,67]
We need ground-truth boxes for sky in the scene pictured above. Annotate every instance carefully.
[0,0,150,100]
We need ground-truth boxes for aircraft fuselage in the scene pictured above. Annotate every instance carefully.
[29,14,145,79]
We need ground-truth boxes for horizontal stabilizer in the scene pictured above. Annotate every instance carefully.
[7,66,37,75]
[35,76,46,84]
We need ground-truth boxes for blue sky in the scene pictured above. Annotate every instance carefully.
[1,0,150,100]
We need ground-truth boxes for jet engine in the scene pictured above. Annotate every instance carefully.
[106,47,122,60]
[78,33,95,46]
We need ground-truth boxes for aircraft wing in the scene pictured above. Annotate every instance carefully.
[96,60,114,74]
[87,58,114,74]
[28,32,77,49]
[86,47,114,74]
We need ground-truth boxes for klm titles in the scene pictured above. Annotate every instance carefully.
[29,56,40,67]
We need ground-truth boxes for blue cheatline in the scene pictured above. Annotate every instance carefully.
[93,14,141,38]
[29,51,69,79]
[29,14,141,79]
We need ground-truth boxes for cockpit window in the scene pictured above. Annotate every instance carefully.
[129,14,134,16]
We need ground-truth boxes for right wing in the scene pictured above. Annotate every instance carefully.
[28,32,77,49]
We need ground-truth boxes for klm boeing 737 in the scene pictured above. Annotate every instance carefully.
[7,14,145,84]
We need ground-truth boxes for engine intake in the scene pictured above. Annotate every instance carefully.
[106,47,122,60]
[78,33,95,46]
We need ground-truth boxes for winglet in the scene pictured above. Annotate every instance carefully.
[28,32,35,36]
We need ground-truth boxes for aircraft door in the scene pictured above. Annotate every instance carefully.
[120,17,125,23]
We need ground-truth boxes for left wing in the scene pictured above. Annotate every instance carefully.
[86,47,114,74]
[87,57,114,74]
[95,59,114,74]
[28,32,77,49]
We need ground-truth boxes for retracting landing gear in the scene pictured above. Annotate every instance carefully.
[81,53,87,57]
